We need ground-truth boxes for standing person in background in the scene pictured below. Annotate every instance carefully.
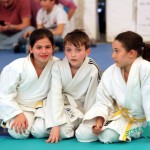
[0,0,34,52]
[0,29,59,139]
[76,31,150,143]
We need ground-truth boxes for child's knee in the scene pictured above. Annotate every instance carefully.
[75,124,98,142]
[98,129,119,143]
[59,124,74,139]
[8,128,30,139]
[31,127,48,138]
[31,118,48,138]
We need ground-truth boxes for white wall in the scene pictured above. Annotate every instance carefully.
[68,0,98,40]
[68,0,150,42]
[137,0,150,42]
[106,0,150,42]
[106,0,136,42]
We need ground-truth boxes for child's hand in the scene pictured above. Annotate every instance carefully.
[0,25,8,32]
[45,126,61,143]
[92,116,104,135]
[11,112,28,134]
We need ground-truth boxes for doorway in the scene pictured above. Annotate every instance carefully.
[97,0,106,42]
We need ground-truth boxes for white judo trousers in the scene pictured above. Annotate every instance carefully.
[45,57,101,139]
[0,55,59,139]
[76,57,150,143]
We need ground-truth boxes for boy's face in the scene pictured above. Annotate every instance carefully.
[39,0,55,11]
[64,42,90,69]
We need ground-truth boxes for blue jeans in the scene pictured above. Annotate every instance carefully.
[0,26,35,50]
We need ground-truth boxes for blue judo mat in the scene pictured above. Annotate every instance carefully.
[0,135,150,150]
[0,43,113,72]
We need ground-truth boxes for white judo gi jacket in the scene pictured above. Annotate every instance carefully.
[45,57,101,129]
[83,57,150,141]
[0,55,58,122]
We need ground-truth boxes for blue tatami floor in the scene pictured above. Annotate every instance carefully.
[0,43,113,72]
[0,136,150,150]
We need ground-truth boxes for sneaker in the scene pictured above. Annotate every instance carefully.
[54,46,59,52]
[13,43,20,53]
[90,39,97,47]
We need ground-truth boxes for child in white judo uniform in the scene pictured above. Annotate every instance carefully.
[45,29,102,143]
[76,31,150,143]
[0,28,58,139]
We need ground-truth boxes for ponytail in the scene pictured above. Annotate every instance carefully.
[142,43,150,61]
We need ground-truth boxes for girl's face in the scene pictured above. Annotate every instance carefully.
[29,37,54,66]
[112,40,134,68]
[64,42,90,69]
[39,0,55,11]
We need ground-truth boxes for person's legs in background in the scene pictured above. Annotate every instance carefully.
[0,26,35,52]
[54,35,64,52]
